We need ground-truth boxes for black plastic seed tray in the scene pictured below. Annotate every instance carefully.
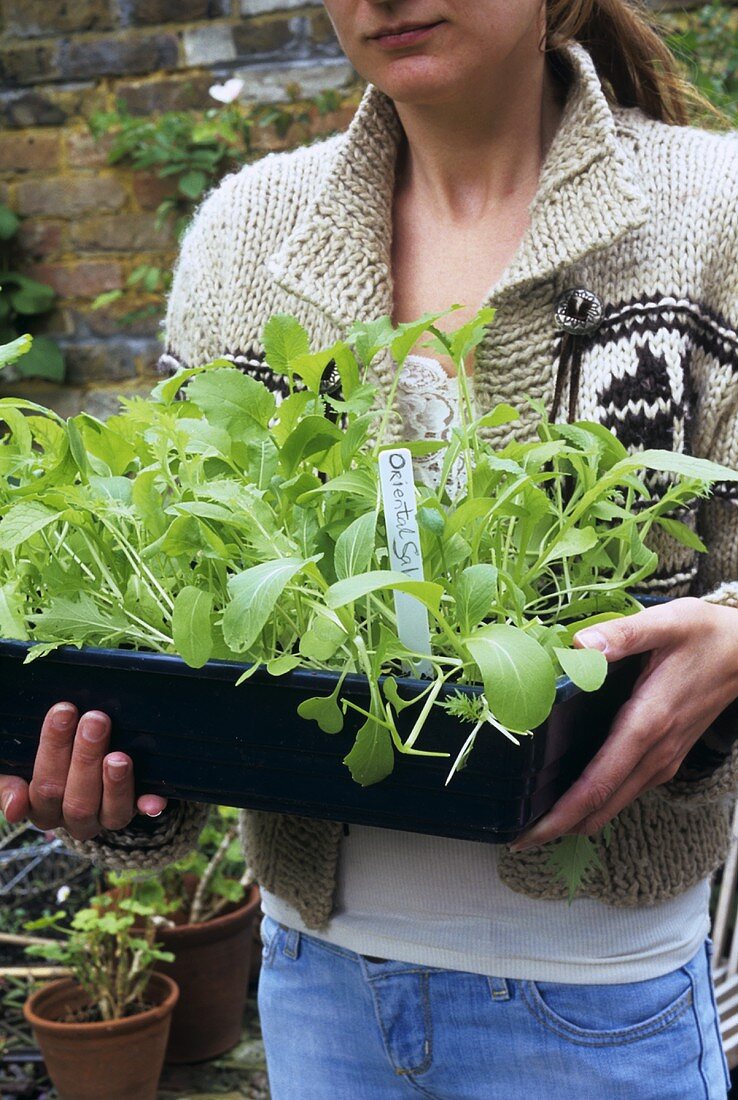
[0,639,649,842]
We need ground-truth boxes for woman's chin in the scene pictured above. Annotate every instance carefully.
[369,60,466,107]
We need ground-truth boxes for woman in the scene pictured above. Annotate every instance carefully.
[2,1,738,1095]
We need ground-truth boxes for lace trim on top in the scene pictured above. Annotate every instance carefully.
[395,353,474,499]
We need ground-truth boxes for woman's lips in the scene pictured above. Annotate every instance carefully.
[371,21,445,49]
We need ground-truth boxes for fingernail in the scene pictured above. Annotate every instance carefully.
[574,629,608,652]
[146,809,163,818]
[52,704,76,732]
[1,791,14,816]
[80,713,109,743]
[106,755,129,778]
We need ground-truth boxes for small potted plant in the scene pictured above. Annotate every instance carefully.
[110,806,261,1064]
[21,883,179,1100]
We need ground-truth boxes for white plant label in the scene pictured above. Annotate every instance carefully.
[378,448,433,677]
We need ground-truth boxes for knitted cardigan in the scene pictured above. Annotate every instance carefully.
[60,43,738,930]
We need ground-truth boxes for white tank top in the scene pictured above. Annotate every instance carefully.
[260,354,710,982]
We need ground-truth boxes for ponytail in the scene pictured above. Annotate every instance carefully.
[546,0,715,126]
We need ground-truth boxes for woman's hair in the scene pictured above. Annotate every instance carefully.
[546,0,707,125]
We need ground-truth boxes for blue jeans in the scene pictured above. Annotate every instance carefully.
[257,914,730,1099]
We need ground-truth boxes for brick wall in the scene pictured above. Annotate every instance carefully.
[0,0,359,417]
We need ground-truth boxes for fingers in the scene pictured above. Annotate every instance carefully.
[61,710,111,841]
[511,683,679,850]
[99,753,137,832]
[28,702,78,829]
[0,776,30,824]
[137,793,169,817]
[573,597,701,661]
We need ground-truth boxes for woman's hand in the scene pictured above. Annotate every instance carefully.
[511,597,738,851]
[0,702,168,840]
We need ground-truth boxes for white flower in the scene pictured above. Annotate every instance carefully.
[56,884,71,904]
[208,78,245,105]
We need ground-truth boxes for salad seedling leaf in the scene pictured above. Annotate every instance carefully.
[298,692,344,734]
[223,556,315,652]
[326,571,443,614]
[334,510,377,581]
[172,586,213,668]
[0,500,59,551]
[343,714,394,784]
[464,624,556,732]
[553,645,608,691]
[453,564,499,634]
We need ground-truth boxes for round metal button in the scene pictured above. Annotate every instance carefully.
[554,288,603,335]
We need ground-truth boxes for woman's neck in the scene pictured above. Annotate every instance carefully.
[391,54,565,224]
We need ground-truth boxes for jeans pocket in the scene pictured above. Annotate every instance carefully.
[522,968,693,1047]
[703,937,731,1091]
[259,913,281,968]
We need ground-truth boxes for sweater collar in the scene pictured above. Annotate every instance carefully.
[266,42,648,334]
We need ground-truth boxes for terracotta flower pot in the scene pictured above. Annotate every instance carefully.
[23,972,179,1100]
[155,881,262,1064]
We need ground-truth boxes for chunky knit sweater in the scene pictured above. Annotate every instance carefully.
[61,43,738,929]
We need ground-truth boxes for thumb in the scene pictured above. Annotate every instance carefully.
[573,605,679,662]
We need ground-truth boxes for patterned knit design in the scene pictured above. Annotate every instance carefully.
[59,43,738,926]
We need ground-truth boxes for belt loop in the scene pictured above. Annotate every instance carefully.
[488,976,511,1001]
[283,926,301,959]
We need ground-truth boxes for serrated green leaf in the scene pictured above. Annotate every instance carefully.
[262,313,310,376]
[547,834,603,902]
[0,500,58,551]
[0,580,28,640]
[188,367,276,437]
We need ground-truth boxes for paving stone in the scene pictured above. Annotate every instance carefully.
[214,1036,267,1071]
